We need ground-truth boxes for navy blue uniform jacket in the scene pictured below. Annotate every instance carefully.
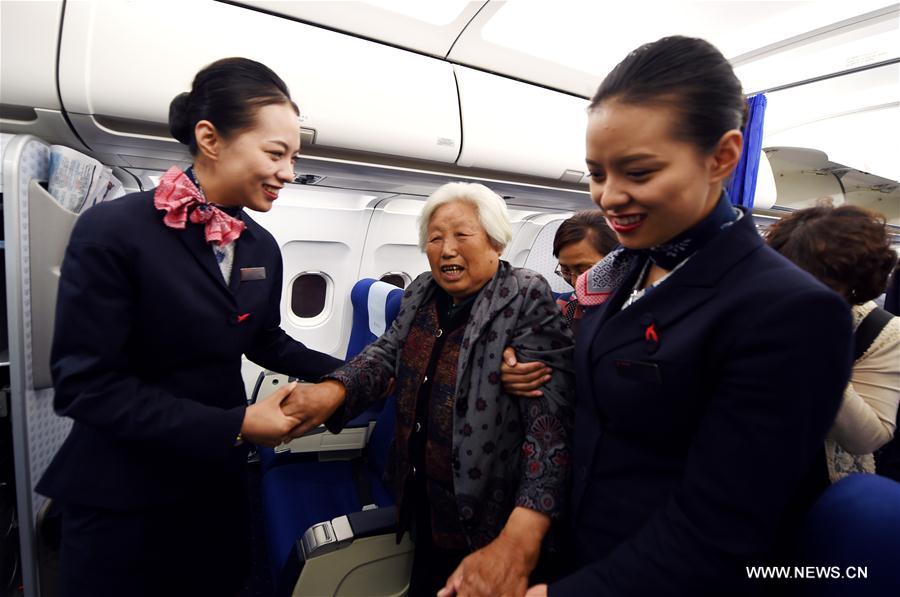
[549,213,853,596]
[37,190,342,509]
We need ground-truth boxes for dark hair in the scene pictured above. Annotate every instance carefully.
[589,36,745,153]
[553,210,619,258]
[766,205,898,304]
[169,57,299,155]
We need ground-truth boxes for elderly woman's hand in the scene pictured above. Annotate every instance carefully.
[500,347,552,398]
[438,507,549,597]
[280,380,346,438]
[241,382,302,447]
[438,534,531,597]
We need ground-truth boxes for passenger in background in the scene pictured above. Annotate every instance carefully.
[513,36,853,596]
[502,211,616,398]
[765,206,899,482]
[37,58,343,597]
[553,210,618,332]
[885,264,900,316]
[281,182,574,597]
[878,264,900,481]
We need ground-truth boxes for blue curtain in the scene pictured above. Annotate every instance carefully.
[727,93,768,209]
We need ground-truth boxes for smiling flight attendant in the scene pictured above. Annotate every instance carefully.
[36,58,342,597]
[518,37,855,596]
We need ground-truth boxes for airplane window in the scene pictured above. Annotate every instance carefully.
[379,273,408,289]
[290,273,327,318]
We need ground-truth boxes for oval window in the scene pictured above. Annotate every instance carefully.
[379,273,408,289]
[290,273,327,318]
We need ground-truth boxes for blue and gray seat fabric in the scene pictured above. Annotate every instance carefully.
[259,279,403,593]
[797,473,900,596]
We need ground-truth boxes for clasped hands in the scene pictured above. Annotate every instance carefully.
[239,380,346,448]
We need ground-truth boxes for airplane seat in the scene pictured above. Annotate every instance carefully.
[259,279,412,595]
[796,473,900,596]
[342,278,403,427]
[255,279,403,474]
[262,393,410,597]
[346,278,404,359]
[552,290,573,302]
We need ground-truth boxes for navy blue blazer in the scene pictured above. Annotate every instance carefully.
[549,212,853,596]
[37,190,342,509]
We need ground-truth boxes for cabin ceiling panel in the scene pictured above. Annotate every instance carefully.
[230,0,485,57]
[448,1,896,97]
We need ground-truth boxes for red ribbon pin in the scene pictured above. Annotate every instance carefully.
[644,323,659,343]
[237,313,251,323]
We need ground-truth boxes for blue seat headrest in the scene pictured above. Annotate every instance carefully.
[798,474,900,596]
[346,279,404,360]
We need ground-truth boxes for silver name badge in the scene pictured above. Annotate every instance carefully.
[240,267,266,281]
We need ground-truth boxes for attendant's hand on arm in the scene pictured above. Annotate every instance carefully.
[280,380,347,438]
[240,382,302,448]
[524,585,548,597]
[501,347,552,398]
[438,507,550,597]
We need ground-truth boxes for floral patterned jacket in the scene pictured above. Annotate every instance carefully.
[326,261,574,548]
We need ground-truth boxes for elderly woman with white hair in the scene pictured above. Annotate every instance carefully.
[283,181,574,596]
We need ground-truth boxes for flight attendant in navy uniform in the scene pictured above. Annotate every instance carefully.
[513,38,855,596]
[36,58,342,597]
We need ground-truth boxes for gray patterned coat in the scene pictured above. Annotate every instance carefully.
[326,261,574,548]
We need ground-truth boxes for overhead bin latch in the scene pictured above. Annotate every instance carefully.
[300,127,317,146]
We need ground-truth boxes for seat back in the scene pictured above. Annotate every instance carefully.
[347,279,404,360]
[261,279,411,596]
[797,473,900,596]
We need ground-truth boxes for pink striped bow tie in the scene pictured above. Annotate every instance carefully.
[153,166,246,246]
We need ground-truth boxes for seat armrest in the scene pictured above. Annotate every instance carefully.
[249,371,298,404]
[300,506,398,559]
[253,372,381,457]
[347,506,398,539]
[279,506,411,596]
[275,421,375,457]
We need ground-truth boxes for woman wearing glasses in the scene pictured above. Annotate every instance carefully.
[552,210,618,333]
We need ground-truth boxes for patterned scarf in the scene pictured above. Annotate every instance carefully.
[576,193,739,308]
[153,166,246,246]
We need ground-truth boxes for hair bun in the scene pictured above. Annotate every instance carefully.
[168,92,193,145]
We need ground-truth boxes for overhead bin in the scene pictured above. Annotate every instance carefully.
[734,6,899,94]
[234,0,484,59]
[454,66,589,182]
[0,0,87,149]
[57,0,461,167]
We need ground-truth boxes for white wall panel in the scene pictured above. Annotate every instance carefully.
[502,212,569,275]
[523,218,574,294]
[249,185,388,359]
[358,196,429,284]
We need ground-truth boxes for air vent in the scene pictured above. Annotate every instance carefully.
[294,174,324,185]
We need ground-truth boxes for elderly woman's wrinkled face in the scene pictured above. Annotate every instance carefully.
[426,200,501,303]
